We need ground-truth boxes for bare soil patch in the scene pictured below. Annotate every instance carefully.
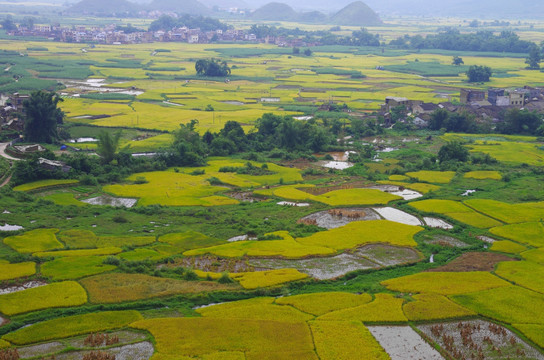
[55,341,154,360]
[298,208,381,229]
[249,244,420,280]
[422,234,469,248]
[67,330,147,349]
[427,252,515,272]
[17,342,65,359]
[418,320,544,360]
[368,326,444,360]
[226,191,266,202]
[167,255,252,273]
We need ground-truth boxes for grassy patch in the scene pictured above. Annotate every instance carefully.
[34,247,123,258]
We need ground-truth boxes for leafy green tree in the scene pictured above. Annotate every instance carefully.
[429,108,449,130]
[303,48,312,56]
[97,131,122,164]
[195,58,231,77]
[1,15,16,31]
[497,108,543,135]
[452,56,464,66]
[23,91,64,144]
[292,47,300,54]
[525,46,541,70]
[466,65,492,82]
[438,142,469,163]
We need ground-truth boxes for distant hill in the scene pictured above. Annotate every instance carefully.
[199,0,248,9]
[250,2,299,21]
[330,1,381,26]
[66,0,139,15]
[147,0,210,15]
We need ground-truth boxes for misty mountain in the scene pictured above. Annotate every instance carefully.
[147,0,210,15]
[250,1,378,24]
[66,0,139,15]
[250,2,299,21]
[199,0,248,9]
[330,1,381,26]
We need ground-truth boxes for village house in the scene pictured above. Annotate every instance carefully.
[460,89,485,104]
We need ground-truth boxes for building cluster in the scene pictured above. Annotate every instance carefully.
[380,86,544,127]
[6,23,311,46]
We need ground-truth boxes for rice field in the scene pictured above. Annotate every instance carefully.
[495,261,544,294]
[12,179,79,192]
[405,171,456,184]
[275,292,373,316]
[316,293,407,322]
[185,220,421,258]
[80,273,238,303]
[409,199,502,228]
[464,199,544,224]
[452,286,544,325]
[0,281,87,315]
[489,222,544,247]
[3,228,64,253]
[463,170,502,180]
[40,256,117,280]
[381,271,511,295]
[402,293,476,321]
[2,310,142,345]
[0,261,36,281]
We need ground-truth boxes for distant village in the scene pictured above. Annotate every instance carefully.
[380,86,544,127]
[7,23,309,47]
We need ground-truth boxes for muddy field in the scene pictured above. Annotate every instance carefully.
[167,255,253,273]
[368,326,444,360]
[419,320,544,360]
[427,252,515,272]
[298,208,381,229]
[249,244,420,280]
[422,234,469,248]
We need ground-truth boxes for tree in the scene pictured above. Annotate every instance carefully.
[438,142,469,163]
[525,46,541,70]
[292,47,300,55]
[497,108,543,135]
[466,65,492,82]
[20,16,35,29]
[96,131,122,164]
[1,15,16,31]
[429,108,449,130]
[195,58,230,77]
[23,91,64,144]
[303,48,312,56]
[452,56,464,66]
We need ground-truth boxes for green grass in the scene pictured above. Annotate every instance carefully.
[2,310,143,345]
[385,61,469,77]
[158,231,225,252]
[42,193,87,206]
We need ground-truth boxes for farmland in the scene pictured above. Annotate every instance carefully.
[1,13,544,360]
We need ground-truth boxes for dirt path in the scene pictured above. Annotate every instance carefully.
[0,142,19,161]
[0,173,12,188]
